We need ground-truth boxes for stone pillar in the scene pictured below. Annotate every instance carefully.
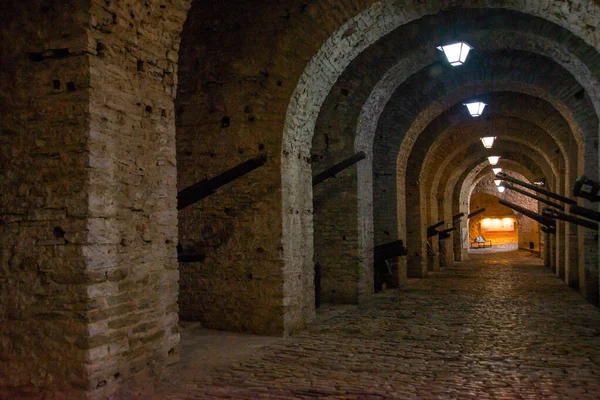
[0,2,92,396]
[313,164,363,303]
[565,222,579,288]
[555,220,565,276]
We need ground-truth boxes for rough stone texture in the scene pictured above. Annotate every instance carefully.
[470,176,540,251]
[84,0,190,397]
[154,251,600,399]
[0,0,191,397]
[2,0,600,396]
[0,1,91,395]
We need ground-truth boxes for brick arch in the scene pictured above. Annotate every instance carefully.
[419,142,553,275]
[369,53,594,260]
[470,162,538,197]
[469,169,540,252]
[421,117,564,260]
[372,51,594,241]
[316,10,600,298]
[467,178,540,252]
[282,1,600,318]
[443,151,549,263]
[420,109,569,230]
[435,158,542,244]
[367,51,596,276]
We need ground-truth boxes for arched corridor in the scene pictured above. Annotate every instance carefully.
[155,251,600,399]
[1,0,600,398]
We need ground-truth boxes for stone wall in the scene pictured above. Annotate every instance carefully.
[2,0,600,397]
[1,0,191,397]
[84,0,190,397]
[175,0,321,334]
[0,0,91,396]
[470,176,540,251]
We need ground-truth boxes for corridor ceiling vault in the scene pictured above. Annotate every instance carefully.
[1,0,599,397]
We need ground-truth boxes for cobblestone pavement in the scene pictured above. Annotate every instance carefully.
[156,251,600,399]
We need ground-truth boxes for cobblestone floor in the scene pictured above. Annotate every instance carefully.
[156,251,600,399]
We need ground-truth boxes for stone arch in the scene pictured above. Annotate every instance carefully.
[440,150,548,262]
[284,0,600,322]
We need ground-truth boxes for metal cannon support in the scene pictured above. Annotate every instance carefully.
[439,227,456,240]
[542,208,598,230]
[374,239,408,263]
[426,220,445,238]
[312,151,366,186]
[570,204,600,223]
[502,183,565,211]
[498,199,556,227]
[541,226,556,235]
[177,153,268,210]
[467,208,486,219]
[452,212,465,224]
[573,175,600,202]
[496,172,576,205]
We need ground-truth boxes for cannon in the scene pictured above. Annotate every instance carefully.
[570,204,600,223]
[374,239,408,263]
[426,221,445,238]
[374,239,407,292]
[496,173,575,205]
[502,183,565,211]
[498,199,556,227]
[452,212,465,224]
[542,207,598,230]
[573,175,600,202]
[313,152,366,186]
[438,227,456,240]
[178,153,268,210]
[467,208,486,219]
[541,226,556,235]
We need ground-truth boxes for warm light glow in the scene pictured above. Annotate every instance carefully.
[494,179,502,186]
[492,168,502,175]
[464,102,487,117]
[481,217,514,232]
[488,156,500,165]
[437,42,473,66]
[480,136,496,148]
[498,185,506,193]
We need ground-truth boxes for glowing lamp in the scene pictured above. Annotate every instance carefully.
[480,136,496,149]
[464,102,486,117]
[492,168,502,175]
[437,42,473,66]
[494,179,502,186]
[487,156,500,165]
[498,185,506,193]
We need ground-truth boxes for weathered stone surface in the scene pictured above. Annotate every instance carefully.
[155,251,600,399]
[2,0,600,397]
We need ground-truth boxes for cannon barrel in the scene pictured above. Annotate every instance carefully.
[374,239,407,262]
[502,183,565,211]
[426,220,445,237]
[313,152,366,186]
[570,204,600,223]
[452,212,465,224]
[573,175,600,202]
[467,208,486,219]
[498,199,556,227]
[496,173,575,205]
[439,227,456,240]
[542,208,598,230]
[541,226,556,235]
[178,153,268,210]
